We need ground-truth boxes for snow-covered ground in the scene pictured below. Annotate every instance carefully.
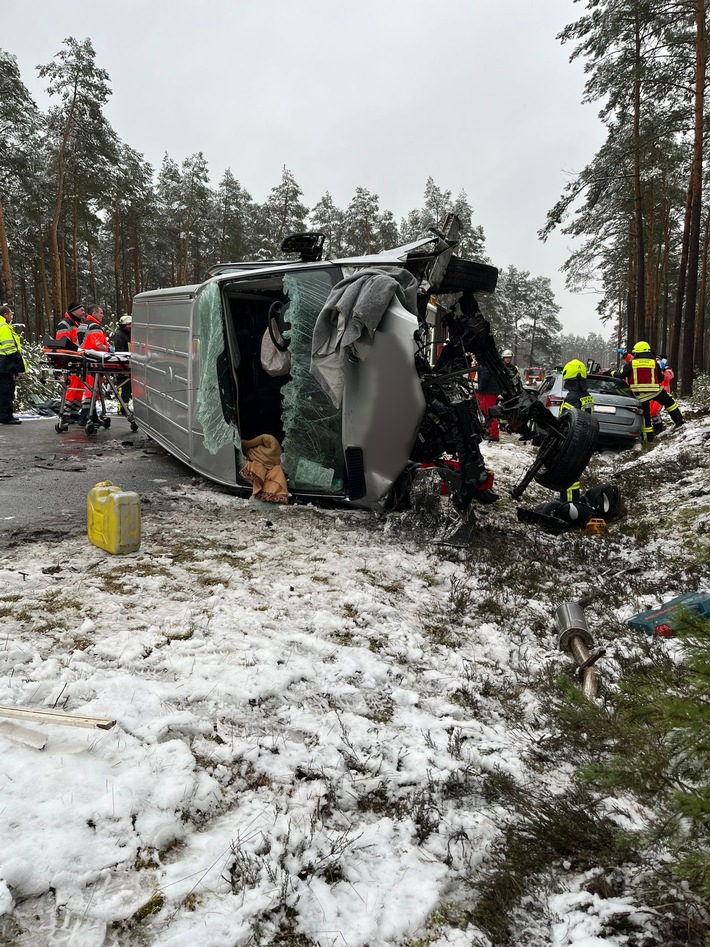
[1,414,709,947]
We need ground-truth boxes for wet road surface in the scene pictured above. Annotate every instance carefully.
[0,417,210,546]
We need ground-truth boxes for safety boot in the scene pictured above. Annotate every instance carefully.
[78,405,90,427]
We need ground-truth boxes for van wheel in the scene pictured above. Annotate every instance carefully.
[534,410,599,492]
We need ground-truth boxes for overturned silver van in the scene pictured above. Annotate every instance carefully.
[131,223,598,512]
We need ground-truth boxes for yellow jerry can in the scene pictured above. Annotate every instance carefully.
[87,480,141,555]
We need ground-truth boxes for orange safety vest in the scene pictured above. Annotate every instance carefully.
[629,357,661,402]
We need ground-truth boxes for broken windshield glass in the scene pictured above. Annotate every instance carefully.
[196,281,241,455]
[281,269,344,491]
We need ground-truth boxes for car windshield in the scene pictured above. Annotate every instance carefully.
[586,375,638,399]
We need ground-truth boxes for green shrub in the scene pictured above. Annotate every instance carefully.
[691,372,710,408]
[581,616,710,913]
[15,340,58,410]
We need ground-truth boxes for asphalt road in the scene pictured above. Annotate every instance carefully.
[0,416,206,547]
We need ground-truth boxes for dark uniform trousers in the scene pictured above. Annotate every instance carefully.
[0,373,16,422]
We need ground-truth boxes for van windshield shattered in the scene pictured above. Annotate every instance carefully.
[217,265,346,493]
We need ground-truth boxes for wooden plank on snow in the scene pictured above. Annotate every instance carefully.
[0,704,116,730]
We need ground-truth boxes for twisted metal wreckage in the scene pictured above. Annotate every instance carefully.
[121,213,599,532]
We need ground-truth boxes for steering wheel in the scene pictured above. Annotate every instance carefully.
[268,301,290,352]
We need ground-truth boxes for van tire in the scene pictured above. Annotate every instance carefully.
[439,256,498,294]
[534,410,599,492]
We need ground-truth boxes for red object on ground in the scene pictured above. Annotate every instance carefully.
[418,461,494,498]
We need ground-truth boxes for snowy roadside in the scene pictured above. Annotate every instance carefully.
[1,414,709,947]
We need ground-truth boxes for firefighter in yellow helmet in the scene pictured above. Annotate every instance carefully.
[614,341,684,443]
[559,359,594,502]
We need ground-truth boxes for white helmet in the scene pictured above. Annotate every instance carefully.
[502,349,513,358]
[119,314,132,326]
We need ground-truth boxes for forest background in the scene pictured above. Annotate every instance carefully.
[0,0,709,391]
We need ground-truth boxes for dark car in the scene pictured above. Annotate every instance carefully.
[535,371,643,448]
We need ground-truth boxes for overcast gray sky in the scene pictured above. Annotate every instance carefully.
[2,0,607,336]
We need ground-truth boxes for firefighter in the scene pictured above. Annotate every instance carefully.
[501,349,521,380]
[76,305,110,425]
[496,349,521,433]
[614,341,684,442]
[559,358,594,503]
[55,302,85,424]
[476,361,503,441]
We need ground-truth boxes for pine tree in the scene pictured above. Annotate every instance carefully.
[38,37,113,317]
[155,154,183,286]
[546,0,707,387]
[309,191,346,258]
[215,169,254,263]
[344,186,380,255]
[377,209,399,251]
[421,176,452,232]
[261,166,308,253]
[0,49,39,307]
[399,208,423,243]
[178,152,211,284]
[451,190,486,260]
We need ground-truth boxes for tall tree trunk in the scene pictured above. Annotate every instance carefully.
[528,310,538,367]
[71,193,79,304]
[645,179,656,346]
[132,219,141,296]
[38,220,52,333]
[626,223,636,345]
[113,209,122,316]
[670,180,693,374]
[121,212,130,313]
[695,210,710,374]
[632,14,646,337]
[87,239,98,302]
[19,273,28,340]
[49,81,78,318]
[59,229,68,309]
[32,260,43,338]
[679,0,706,395]
[659,198,671,356]
[617,293,624,368]
[219,197,227,261]
[0,195,13,305]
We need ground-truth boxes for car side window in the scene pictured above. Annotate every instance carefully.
[538,378,554,396]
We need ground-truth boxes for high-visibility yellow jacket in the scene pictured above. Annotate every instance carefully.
[0,316,26,374]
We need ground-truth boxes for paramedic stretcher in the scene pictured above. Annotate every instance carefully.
[42,344,138,436]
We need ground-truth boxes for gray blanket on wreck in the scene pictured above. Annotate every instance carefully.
[310,266,419,407]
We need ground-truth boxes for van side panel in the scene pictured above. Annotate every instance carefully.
[132,287,239,487]
[131,292,193,463]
